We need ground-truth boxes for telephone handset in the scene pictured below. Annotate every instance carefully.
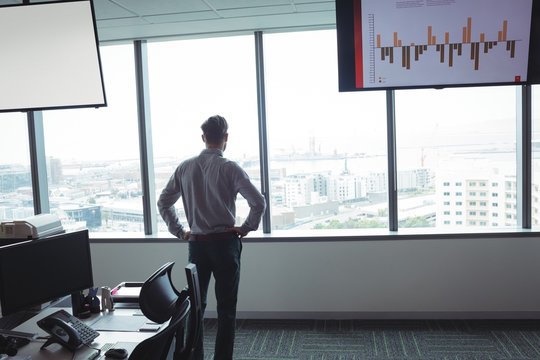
[37,309,99,352]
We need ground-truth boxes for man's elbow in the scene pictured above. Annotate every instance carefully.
[258,198,267,214]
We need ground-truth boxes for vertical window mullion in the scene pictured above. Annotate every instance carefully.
[28,111,50,215]
[255,31,272,233]
[387,90,398,231]
[516,85,532,228]
[134,40,157,235]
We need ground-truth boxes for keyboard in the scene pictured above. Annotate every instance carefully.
[85,342,115,360]
[0,311,37,330]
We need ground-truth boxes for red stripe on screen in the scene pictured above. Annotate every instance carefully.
[353,0,364,88]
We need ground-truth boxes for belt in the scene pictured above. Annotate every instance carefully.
[189,231,239,241]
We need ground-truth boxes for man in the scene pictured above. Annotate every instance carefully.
[157,115,266,360]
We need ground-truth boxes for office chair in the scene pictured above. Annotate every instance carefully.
[128,291,190,360]
[139,261,182,324]
[179,263,202,359]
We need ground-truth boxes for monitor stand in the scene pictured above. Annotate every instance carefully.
[71,292,90,318]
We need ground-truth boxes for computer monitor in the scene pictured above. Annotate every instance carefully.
[0,229,93,316]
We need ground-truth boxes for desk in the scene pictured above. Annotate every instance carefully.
[8,307,158,360]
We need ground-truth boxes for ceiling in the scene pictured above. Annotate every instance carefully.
[0,0,336,43]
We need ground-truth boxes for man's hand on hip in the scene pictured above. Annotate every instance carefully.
[182,230,191,240]
[228,227,248,238]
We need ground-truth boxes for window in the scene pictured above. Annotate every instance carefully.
[533,86,540,228]
[0,113,33,220]
[1,28,535,237]
[43,44,140,232]
[147,35,259,232]
[264,30,388,231]
[397,86,517,229]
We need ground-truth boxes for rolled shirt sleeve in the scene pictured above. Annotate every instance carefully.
[157,170,185,238]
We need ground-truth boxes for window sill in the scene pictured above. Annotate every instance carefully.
[88,227,540,243]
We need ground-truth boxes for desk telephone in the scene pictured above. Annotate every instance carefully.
[37,309,100,351]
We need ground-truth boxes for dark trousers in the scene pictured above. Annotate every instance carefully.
[188,236,242,360]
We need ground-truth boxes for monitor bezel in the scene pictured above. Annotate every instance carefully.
[336,0,540,92]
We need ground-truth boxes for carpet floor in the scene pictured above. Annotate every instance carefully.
[201,319,540,360]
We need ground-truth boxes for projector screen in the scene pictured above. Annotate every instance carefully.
[336,0,537,91]
[0,0,106,112]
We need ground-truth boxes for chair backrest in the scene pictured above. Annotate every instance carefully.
[182,263,202,357]
[128,291,190,360]
[139,261,182,324]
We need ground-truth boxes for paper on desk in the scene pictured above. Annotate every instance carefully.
[91,315,149,332]
[113,286,141,296]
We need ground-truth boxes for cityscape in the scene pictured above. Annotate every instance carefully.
[1,137,537,234]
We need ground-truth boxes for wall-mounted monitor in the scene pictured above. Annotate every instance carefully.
[336,0,540,91]
[0,0,106,112]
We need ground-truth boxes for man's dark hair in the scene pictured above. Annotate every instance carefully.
[201,115,228,144]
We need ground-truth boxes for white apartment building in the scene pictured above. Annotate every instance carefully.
[436,171,512,228]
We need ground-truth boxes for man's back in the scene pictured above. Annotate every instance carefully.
[178,149,241,234]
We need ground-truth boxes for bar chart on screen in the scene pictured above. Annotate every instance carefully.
[357,0,533,88]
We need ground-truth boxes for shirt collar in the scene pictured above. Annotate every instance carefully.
[201,148,223,156]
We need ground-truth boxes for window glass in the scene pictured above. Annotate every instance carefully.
[395,86,517,229]
[532,86,540,228]
[264,30,388,231]
[43,44,140,233]
[0,113,33,220]
[148,36,259,232]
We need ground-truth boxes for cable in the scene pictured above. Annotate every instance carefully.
[76,342,101,360]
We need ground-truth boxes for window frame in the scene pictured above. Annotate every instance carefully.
[13,30,536,238]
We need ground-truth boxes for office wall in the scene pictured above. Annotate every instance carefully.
[90,235,540,319]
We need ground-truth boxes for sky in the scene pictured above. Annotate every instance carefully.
[0,29,538,167]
